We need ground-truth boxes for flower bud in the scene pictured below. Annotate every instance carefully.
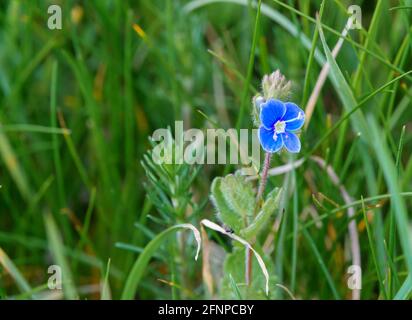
[261,70,291,101]
[252,94,265,127]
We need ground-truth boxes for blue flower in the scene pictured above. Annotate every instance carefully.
[258,99,305,153]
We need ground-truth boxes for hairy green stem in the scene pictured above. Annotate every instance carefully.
[246,152,272,286]
[255,152,272,210]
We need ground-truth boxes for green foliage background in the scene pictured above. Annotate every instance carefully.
[0,0,412,300]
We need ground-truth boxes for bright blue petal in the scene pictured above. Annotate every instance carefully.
[260,99,286,129]
[281,132,301,153]
[283,102,305,131]
[258,126,283,153]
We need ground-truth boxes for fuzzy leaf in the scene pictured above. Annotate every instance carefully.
[241,188,282,240]
[210,174,255,232]
[220,174,255,220]
[210,177,242,232]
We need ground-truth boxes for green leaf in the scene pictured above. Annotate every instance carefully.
[368,118,412,297]
[13,283,50,300]
[302,229,340,300]
[101,258,111,300]
[210,174,255,232]
[211,177,240,230]
[121,224,200,300]
[395,275,412,300]
[361,197,387,299]
[0,247,32,294]
[184,0,326,66]
[316,15,369,141]
[241,188,282,240]
[228,273,243,300]
[44,213,78,300]
[220,175,255,220]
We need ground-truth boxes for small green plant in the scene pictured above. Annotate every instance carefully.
[204,70,304,298]
[210,173,282,298]
[132,70,298,299]
[141,131,202,225]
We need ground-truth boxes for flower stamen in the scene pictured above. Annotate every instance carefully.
[274,120,286,134]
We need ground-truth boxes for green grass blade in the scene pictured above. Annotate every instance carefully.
[388,125,406,296]
[272,0,412,81]
[101,258,111,300]
[361,197,387,299]
[394,275,412,300]
[301,0,325,106]
[316,15,368,139]
[185,0,326,66]
[352,0,384,93]
[368,118,412,274]
[0,124,70,135]
[290,162,298,292]
[0,247,32,294]
[13,283,50,300]
[121,224,200,299]
[0,131,32,201]
[235,0,261,131]
[302,229,340,299]
[306,71,412,158]
[50,61,65,207]
[228,273,243,300]
[44,213,78,299]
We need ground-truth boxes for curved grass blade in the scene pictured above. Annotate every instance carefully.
[121,224,201,300]
[201,219,270,295]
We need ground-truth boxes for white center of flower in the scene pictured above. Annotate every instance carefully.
[273,120,286,141]
[274,120,286,134]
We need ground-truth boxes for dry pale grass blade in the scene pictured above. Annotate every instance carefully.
[0,247,32,294]
[201,225,214,296]
[275,283,296,300]
[246,158,305,181]
[181,224,202,261]
[262,208,285,254]
[301,205,323,229]
[0,131,32,201]
[304,17,353,129]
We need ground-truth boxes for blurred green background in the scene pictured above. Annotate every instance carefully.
[1,0,412,299]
